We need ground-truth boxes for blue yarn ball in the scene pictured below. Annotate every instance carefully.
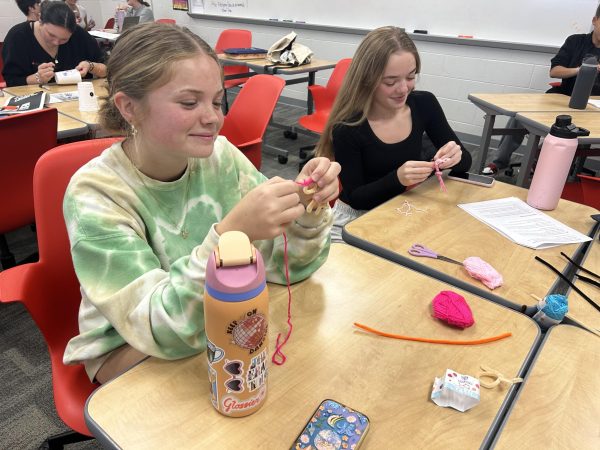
[541,294,568,320]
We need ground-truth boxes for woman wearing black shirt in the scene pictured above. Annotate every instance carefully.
[2,1,106,87]
[316,26,471,241]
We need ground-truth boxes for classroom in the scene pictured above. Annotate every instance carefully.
[1,0,599,448]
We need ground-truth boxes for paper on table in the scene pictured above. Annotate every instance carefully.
[47,91,79,104]
[458,197,592,249]
[588,98,600,109]
[55,69,82,85]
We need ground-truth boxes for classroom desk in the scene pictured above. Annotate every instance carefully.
[492,325,600,449]
[3,79,108,130]
[218,55,337,115]
[566,234,600,333]
[218,56,336,162]
[468,93,600,176]
[514,111,600,187]
[85,244,540,449]
[343,177,597,313]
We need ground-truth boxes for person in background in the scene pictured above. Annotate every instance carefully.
[117,0,154,24]
[2,1,106,86]
[315,26,471,242]
[482,4,600,176]
[15,0,41,21]
[62,23,340,383]
[63,0,95,31]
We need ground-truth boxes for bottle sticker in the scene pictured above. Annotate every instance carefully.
[222,386,267,415]
[208,364,218,408]
[227,309,268,353]
[206,338,225,364]
[247,349,267,392]
[223,359,245,393]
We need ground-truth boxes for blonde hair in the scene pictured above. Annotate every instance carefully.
[315,26,420,159]
[100,22,222,134]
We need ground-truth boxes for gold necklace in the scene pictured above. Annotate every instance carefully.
[132,159,193,240]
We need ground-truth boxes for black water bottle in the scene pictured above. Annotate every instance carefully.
[568,56,598,109]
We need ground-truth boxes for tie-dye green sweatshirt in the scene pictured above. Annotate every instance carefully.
[62,138,332,381]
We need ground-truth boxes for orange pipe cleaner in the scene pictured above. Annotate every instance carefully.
[353,322,511,345]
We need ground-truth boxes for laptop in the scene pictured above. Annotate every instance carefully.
[121,16,140,32]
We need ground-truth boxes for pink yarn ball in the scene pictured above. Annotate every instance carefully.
[462,256,503,290]
[432,290,475,328]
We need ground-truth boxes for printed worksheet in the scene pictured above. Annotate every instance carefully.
[458,197,592,249]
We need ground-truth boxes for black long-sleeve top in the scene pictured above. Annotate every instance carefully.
[2,21,105,87]
[333,90,472,210]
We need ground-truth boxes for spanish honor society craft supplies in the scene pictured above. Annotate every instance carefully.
[431,369,480,412]
[458,197,591,249]
[1,91,46,115]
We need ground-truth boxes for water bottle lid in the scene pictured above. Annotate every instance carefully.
[550,114,590,138]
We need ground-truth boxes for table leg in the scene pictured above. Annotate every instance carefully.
[307,71,315,115]
[474,114,496,172]
[516,134,540,187]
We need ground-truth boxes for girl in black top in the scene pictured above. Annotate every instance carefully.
[316,26,471,239]
[2,1,106,87]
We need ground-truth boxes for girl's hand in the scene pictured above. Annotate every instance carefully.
[433,141,462,169]
[36,62,55,84]
[216,177,306,242]
[397,160,434,187]
[296,157,341,206]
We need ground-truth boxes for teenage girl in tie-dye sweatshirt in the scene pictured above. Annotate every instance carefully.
[62,23,341,383]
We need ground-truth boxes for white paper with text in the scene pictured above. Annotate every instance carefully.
[458,197,592,249]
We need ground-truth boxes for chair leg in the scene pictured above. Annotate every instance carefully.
[223,89,230,114]
[299,145,315,160]
[38,430,94,450]
[0,234,16,270]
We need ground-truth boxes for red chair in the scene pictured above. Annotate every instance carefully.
[0,137,122,448]
[156,18,176,24]
[297,58,352,160]
[578,174,600,209]
[0,41,6,88]
[220,75,285,169]
[215,29,252,112]
[103,17,114,30]
[0,108,57,269]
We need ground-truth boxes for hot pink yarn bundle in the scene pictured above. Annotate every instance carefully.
[431,290,474,328]
[463,256,503,290]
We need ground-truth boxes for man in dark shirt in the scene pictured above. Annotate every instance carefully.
[482,5,600,176]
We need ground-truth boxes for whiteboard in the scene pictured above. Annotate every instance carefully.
[190,0,598,47]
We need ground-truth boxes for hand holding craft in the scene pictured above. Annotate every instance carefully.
[396,160,435,187]
[216,177,305,241]
[295,156,341,210]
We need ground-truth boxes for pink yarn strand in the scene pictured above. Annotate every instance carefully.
[434,159,447,193]
[272,232,294,365]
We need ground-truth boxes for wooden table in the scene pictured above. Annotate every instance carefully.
[85,244,539,449]
[493,325,600,449]
[468,93,600,177]
[566,235,600,333]
[514,111,600,187]
[344,177,597,312]
[3,79,108,130]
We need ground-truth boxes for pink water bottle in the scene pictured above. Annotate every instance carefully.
[527,115,590,210]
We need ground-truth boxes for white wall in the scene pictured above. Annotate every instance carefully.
[152,3,556,140]
[1,0,558,141]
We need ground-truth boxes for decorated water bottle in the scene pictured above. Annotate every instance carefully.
[204,231,269,417]
[115,9,125,33]
[568,56,598,110]
[527,115,589,210]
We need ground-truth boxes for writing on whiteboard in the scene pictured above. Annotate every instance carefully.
[209,0,248,14]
